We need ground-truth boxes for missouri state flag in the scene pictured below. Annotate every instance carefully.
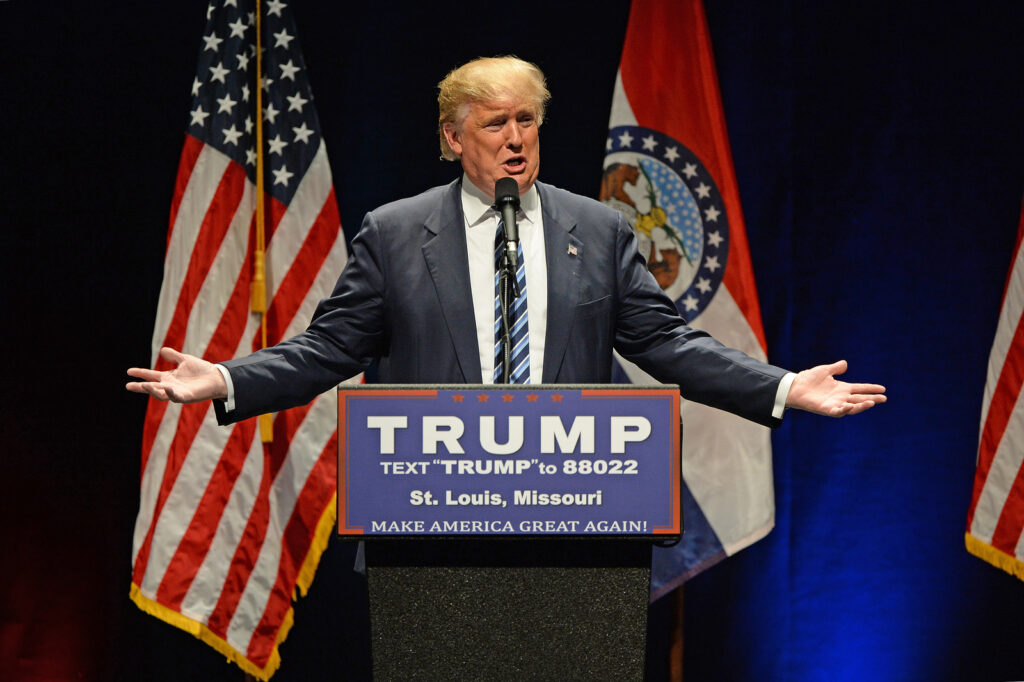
[601,0,775,598]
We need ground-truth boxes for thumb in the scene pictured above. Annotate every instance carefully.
[160,347,187,366]
[826,359,848,377]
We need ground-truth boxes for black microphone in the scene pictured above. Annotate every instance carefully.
[494,177,520,268]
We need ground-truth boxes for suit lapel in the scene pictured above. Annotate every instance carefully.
[421,180,483,383]
[539,183,582,383]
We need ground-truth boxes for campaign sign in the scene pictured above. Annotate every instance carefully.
[337,385,681,537]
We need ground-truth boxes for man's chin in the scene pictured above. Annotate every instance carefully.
[463,170,537,197]
[502,171,538,193]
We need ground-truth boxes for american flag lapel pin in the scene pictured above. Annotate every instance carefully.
[567,244,578,257]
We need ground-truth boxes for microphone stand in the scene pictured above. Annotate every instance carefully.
[496,235,520,384]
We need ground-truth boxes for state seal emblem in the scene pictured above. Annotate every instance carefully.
[600,125,729,319]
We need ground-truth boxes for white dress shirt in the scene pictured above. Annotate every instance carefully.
[460,175,547,384]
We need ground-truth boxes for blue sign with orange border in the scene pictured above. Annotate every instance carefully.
[337,385,681,537]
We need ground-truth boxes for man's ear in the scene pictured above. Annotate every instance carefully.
[442,122,462,157]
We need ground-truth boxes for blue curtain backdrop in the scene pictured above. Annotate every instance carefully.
[0,1,1021,680]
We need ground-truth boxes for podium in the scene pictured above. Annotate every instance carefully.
[337,385,682,680]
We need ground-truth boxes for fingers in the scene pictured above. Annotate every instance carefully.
[125,381,169,401]
[845,400,876,415]
[126,367,164,382]
[824,400,871,418]
[846,392,885,404]
[834,394,886,416]
[126,368,170,399]
[847,383,886,395]
[125,381,148,395]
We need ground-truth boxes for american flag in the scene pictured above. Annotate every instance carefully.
[966,197,1024,583]
[129,1,352,678]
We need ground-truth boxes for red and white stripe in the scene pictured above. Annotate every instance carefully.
[131,137,352,670]
[967,199,1024,571]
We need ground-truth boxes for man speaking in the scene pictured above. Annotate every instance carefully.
[127,56,885,425]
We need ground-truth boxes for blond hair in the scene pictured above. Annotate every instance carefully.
[437,56,551,161]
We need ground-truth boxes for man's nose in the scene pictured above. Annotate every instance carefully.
[504,122,523,147]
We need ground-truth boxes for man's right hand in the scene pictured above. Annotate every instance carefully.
[126,347,227,404]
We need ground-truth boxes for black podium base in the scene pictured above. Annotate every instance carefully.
[364,539,651,681]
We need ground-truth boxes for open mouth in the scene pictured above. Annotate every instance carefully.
[502,156,527,173]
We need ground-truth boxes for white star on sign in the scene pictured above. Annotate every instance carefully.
[216,93,237,114]
[272,165,294,186]
[207,3,215,20]
[695,277,711,293]
[274,29,295,49]
[642,135,657,151]
[695,182,711,199]
[263,102,280,124]
[262,76,274,92]
[267,134,288,155]
[618,130,634,147]
[244,116,253,133]
[707,231,723,248]
[664,146,680,162]
[266,0,286,17]
[241,84,250,102]
[704,255,720,272]
[292,122,314,143]
[286,92,308,112]
[682,162,698,178]
[209,62,229,84]
[203,33,223,52]
[682,295,699,311]
[703,206,721,222]
[228,17,247,38]
[236,51,250,71]
[190,105,210,127]
[279,59,300,81]
[245,147,256,166]
[222,124,243,146]
[224,0,238,7]
[191,77,202,96]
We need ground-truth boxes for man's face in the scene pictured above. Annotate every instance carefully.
[442,98,540,198]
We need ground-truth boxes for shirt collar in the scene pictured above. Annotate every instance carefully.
[461,173,540,228]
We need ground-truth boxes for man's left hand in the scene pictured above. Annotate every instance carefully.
[786,360,886,417]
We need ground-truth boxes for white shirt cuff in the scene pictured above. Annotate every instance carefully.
[215,364,235,412]
[772,372,797,420]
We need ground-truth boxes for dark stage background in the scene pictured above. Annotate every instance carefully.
[1,1,1023,680]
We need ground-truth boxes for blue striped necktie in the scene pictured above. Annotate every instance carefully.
[493,218,530,383]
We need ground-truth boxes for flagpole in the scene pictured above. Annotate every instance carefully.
[669,585,684,681]
[252,0,273,443]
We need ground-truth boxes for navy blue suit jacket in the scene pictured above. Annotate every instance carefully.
[216,179,787,427]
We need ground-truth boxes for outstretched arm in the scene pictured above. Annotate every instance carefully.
[126,347,227,404]
[785,359,886,417]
